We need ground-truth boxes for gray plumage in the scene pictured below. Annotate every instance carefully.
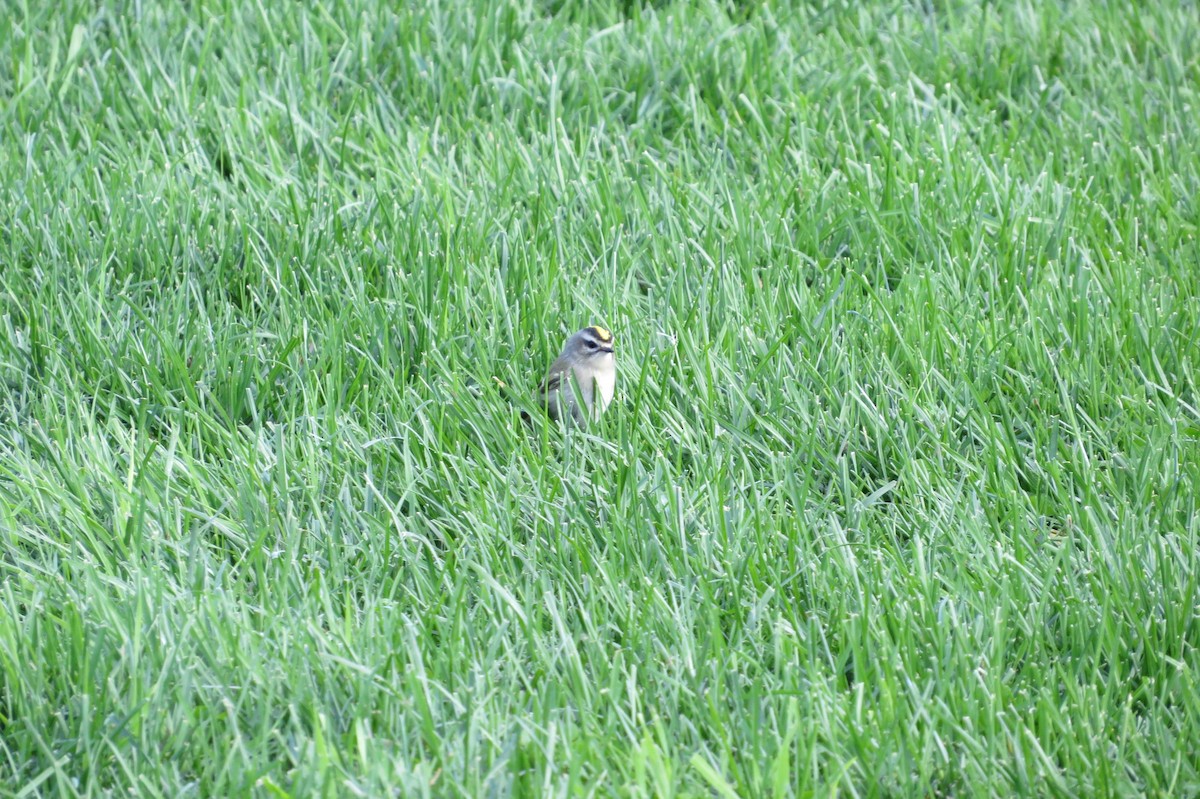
[539,326,616,425]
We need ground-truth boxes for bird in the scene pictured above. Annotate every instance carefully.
[538,325,616,425]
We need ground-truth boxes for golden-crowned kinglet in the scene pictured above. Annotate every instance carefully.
[539,326,616,425]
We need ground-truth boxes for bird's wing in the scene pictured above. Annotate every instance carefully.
[540,356,574,397]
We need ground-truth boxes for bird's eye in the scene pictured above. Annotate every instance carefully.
[584,340,598,350]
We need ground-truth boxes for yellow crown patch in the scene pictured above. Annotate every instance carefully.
[590,326,613,342]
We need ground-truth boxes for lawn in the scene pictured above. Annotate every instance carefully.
[1,0,1198,796]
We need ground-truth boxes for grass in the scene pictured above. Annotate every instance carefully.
[1,0,1198,795]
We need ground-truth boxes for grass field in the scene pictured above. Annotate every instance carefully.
[2,0,1199,796]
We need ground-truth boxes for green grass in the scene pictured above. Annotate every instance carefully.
[2,0,1199,795]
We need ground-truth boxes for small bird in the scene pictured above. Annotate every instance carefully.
[538,325,616,425]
